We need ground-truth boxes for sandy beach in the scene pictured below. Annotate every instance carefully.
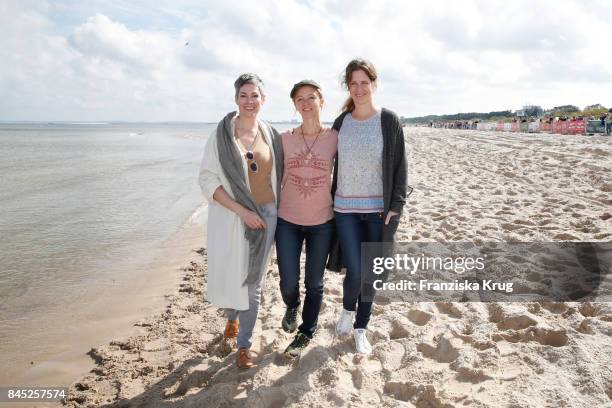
[63,128,611,408]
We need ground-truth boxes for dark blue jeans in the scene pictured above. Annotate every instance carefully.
[275,217,335,338]
[334,211,384,329]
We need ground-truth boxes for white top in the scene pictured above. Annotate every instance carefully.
[334,112,384,213]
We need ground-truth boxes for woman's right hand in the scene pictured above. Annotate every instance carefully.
[238,207,266,229]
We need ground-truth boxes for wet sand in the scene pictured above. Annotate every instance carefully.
[1,205,207,395]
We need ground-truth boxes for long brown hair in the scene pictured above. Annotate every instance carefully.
[341,58,378,113]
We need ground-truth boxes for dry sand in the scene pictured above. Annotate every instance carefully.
[64,128,611,408]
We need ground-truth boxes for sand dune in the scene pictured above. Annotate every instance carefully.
[65,128,611,407]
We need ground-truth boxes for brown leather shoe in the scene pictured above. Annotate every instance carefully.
[224,320,239,340]
[219,320,239,356]
[236,347,253,369]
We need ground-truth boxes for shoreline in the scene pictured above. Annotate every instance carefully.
[1,204,208,390]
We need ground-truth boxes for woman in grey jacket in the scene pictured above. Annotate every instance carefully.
[331,58,409,354]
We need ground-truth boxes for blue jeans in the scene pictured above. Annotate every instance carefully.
[275,217,335,338]
[334,211,383,329]
[225,202,277,349]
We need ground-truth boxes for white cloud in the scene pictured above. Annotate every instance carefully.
[0,0,611,121]
[68,14,176,69]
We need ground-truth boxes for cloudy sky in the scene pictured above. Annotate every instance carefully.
[1,0,611,122]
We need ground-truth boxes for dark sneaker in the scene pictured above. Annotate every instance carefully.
[284,332,310,358]
[282,306,299,333]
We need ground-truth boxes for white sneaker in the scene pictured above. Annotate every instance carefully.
[354,328,372,354]
[336,308,355,336]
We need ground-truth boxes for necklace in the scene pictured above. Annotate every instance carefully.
[300,124,324,162]
[240,129,258,152]
[235,123,260,173]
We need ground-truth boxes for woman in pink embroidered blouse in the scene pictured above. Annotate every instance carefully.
[275,80,337,357]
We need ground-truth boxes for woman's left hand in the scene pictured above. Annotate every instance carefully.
[385,210,398,225]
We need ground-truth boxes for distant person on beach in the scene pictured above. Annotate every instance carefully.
[275,80,338,357]
[607,109,612,135]
[329,58,408,354]
[198,73,283,369]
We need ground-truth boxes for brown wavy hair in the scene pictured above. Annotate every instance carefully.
[341,58,378,113]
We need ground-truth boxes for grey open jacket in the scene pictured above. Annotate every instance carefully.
[327,107,411,271]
